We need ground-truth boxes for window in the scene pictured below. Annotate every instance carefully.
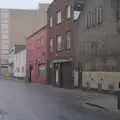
[1,34,9,39]
[50,39,53,52]
[57,36,62,51]
[66,5,71,19]
[92,8,96,26]
[0,12,9,24]
[16,67,20,73]
[85,7,103,29]
[90,9,93,26]
[116,0,120,20]
[86,13,91,28]
[57,11,62,24]
[22,67,24,73]
[99,7,103,24]
[96,7,103,24]
[50,17,53,27]
[1,24,8,30]
[66,32,71,49]
[1,40,9,48]
[96,8,99,24]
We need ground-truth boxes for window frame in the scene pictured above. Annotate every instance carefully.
[57,10,62,24]
[57,35,62,51]
[66,5,71,19]
[66,31,71,50]
[50,38,54,52]
[99,7,103,24]
[49,16,53,27]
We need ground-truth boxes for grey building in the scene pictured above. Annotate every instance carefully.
[74,0,120,71]
[73,0,120,89]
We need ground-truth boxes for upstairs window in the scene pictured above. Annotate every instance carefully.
[66,32,71,50]
[57,36,62,51]
[22,67,24,73]
[96,7,103,24]
[116,0,120,20]
[50,39,53,52]
[49,17,53,27]
[66,5,71,19]
[99,7,103,24]
[57,11,62,24]
[85,7,103,29]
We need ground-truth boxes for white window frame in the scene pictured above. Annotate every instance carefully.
[67,5,71,19]
[66,32,71,49]
[50,39,54,52]
[57,36,62,51]
[50,17,53,27]
[57,11,62,24]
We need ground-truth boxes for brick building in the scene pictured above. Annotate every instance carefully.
[26,26,48,84]
[47,0,80,88]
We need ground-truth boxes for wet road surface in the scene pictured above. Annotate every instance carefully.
[0,79,119,120]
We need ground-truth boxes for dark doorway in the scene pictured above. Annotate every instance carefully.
[61,62,73,88]
[78,71,82,88]
[119,82,120,88]
[29,65,33,83]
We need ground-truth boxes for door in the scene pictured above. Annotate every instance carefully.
[78,71,82,88]
[61,62,73,88]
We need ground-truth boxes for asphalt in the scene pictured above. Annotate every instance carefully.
[0,79,119,120]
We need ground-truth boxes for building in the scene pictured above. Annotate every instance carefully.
[73,0,120,91]
[0,5,48,75]
[9,45,26,79]
[47,0,79,88]
[26,26,48,84]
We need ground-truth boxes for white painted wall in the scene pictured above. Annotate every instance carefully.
[13,49,26,78]
[74,70,79,87]
[82,72,120,91]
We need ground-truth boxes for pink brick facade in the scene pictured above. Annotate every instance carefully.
[26,26,48,84]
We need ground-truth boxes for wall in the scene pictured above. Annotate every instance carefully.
[74,0,120,71]
[47,0,74,61]
[14,49,26,78]
[82,72,120,91]
[9,8,47,48]
[27,26,48,84]
[0,9,10,65]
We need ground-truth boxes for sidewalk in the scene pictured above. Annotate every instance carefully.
[39,84,118,112]
[65,89,118,111]
[87,95,117,111]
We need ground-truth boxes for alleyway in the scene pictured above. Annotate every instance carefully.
[0,79,119,120]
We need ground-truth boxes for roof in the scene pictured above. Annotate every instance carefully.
[14,45,26,54]
[27,25,47,40]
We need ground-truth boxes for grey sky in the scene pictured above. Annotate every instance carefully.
[0,0,53,9]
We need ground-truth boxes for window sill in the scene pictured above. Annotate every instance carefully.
[56,22,62,26]
[66,48,71,51]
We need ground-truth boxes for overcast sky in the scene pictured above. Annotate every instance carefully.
[0,0,53,9]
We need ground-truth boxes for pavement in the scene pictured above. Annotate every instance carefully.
[40,85,118,112]
[0,79,119,120]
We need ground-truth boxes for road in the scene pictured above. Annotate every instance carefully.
[0,79,119,120]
